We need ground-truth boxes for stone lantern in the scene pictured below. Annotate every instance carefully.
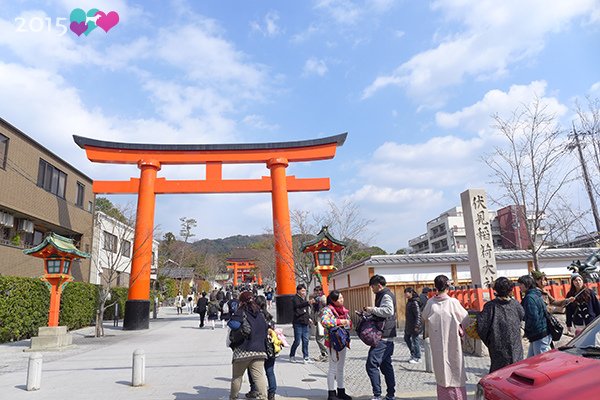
[301,226,347,295]
[23,233,89,351]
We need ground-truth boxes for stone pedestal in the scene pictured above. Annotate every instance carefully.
[27,326,73,352]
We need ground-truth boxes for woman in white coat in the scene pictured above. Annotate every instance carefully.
[422,275,470,400]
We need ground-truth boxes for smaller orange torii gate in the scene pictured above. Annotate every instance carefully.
[74,133,346,329]
[226,248,262,286]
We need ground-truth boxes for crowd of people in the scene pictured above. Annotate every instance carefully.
[171,269,592,400]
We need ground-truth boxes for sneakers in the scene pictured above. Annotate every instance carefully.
[245,390,259,399]
[370,397,382,400]
[316,354,329,362]
[303,358,314,364]
[289,356,297,363]
[408,358,420,364]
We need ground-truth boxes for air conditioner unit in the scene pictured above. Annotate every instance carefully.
[18,219,34,233]
[0,212,14,228]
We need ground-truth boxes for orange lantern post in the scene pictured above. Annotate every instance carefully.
[301,226,347,295]
[23,233,90,350]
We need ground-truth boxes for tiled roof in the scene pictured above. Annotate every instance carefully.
[332,248,597,276]
[159,267,195,279]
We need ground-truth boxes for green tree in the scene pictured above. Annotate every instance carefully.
[95,197,128,223]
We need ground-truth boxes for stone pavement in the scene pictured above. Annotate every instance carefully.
[0,306,571,400]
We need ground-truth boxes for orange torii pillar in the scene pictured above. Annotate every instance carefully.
[73,133,347,328]
[124,160,160,330]
[268,157,297,322]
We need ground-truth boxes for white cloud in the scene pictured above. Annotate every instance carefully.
[314,0,395,25]
[362,0,598,105]
[590,81,600,95]
[242,115,280,131]
[303,57,328,76]
[155,24,267,97]
[435,81,568,135]
[351,185,443,205]
[250,11,281,37]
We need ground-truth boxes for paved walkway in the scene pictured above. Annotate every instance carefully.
[1,306,570,399]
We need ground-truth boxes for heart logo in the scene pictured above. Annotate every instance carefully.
[69,8,87,36]
[83,8,99,36]
[96,10,119,33]
[70,21,87,36]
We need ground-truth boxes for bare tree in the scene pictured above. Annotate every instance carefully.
[571,97,600,232]
[322,200,374,268]
[91,206,156,337]
[265,200,374,289]
[176,217,197,291]
[485,99,576,269]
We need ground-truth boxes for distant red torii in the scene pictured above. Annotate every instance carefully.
[74,133,347,329]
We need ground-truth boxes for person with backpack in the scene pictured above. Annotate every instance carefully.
[207,293,220,330]
[196,291,209,328]
[245,295,279,400]
[321,290,352,400]
[175,292,185,315]
[228,291,269,400]
[363,275,397,400]
[224,291,240,322]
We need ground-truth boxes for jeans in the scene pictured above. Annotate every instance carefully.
[527,334,552,357]
[403,332,421,360]
[249,357,276,394]
[366,340,395,398]
[290,323,309,359]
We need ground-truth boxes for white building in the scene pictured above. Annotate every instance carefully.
[408,207,503,253]
[90,211,158,287]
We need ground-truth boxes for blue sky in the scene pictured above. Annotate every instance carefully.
[0,0,599,252]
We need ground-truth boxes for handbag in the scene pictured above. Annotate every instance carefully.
[545,310,563,341]
[355,312,384,347]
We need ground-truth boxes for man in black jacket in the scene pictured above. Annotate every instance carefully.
[403,288,422,364]
[289,283,315,363]
[196,292,208,328]
[364,275,397,400]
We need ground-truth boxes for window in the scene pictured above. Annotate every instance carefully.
[317,252,332,266]
[47,259,61,274]
[0,133,7,169]
[121,239,131,258]
[88,201,93,212]
[37,159,66,198]
[103,231,117,253]
[62,260,71,274]
[76,182,85,207]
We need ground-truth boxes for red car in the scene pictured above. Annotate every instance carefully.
[476,317,600,399]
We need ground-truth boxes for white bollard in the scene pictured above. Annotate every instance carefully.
[132,349,145,387]
[424,337,433,373]
[26,353,42,391]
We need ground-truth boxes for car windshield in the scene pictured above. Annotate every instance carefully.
[566,316,600,349]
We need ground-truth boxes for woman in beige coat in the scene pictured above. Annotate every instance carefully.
[422,275,470,400]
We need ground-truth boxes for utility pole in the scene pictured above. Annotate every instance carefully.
[570,124,600,234]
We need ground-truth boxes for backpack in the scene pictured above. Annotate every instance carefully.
[355,313,384,347]
[329,326,350,352]
[208,302,219,316]
[228,299,240,314]
[266,328,283,358]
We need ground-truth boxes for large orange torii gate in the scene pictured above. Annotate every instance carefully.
[74,133,347,329]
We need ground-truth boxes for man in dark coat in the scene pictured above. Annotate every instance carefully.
[403,288,422,363]
[196,292,208,328]
[289,283,315,363]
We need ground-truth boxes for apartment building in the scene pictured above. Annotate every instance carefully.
[408,205,546,254]
[0,118,94,281]
[408,206,503,253]
[90,211,159,287]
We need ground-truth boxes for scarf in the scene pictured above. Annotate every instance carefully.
[331,304,348,319]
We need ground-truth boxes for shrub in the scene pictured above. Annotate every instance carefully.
[0,276,49,342]
[102,286,128,320]
[59,281,100,330]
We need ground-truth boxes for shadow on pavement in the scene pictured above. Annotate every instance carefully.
[173,385,230,399]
